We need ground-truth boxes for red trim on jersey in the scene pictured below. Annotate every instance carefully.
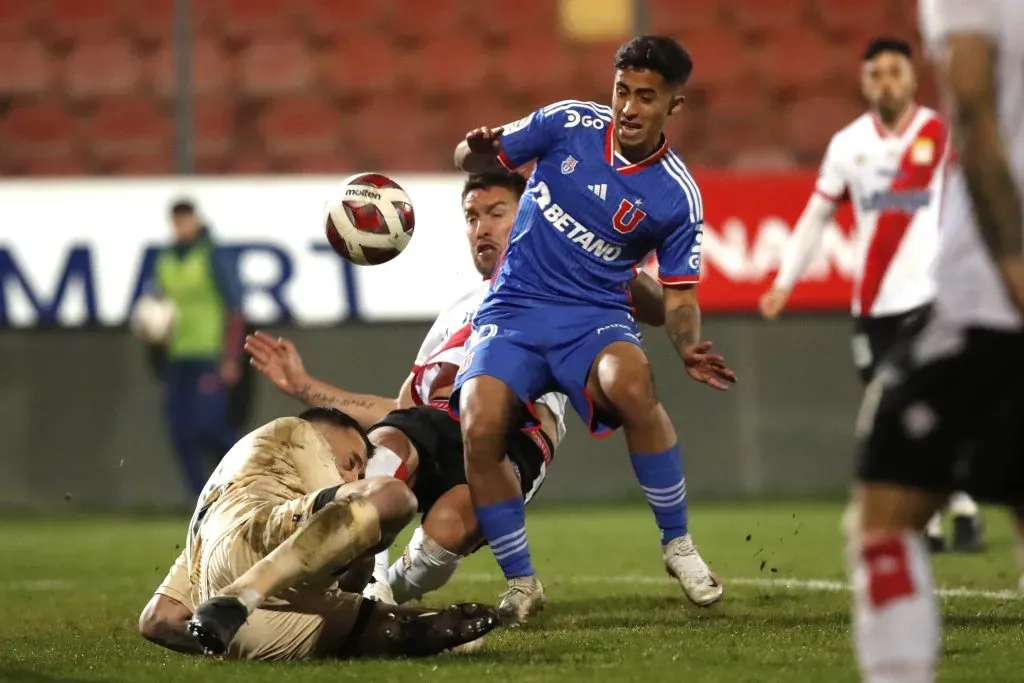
[815,187,850,204]
[659,274,701,286]
[497,148,516,171]
[409,323,474,405]
[581,387,617,439]
[604,126,670,174]
[870,104,919,139]
[858,116,947,315]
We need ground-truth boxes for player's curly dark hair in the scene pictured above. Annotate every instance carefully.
[862,36,912,62]
[614,35,693,86]
[298,406,374,458]
[462,170,527,200]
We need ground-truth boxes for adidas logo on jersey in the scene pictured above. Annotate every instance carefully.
[587,184,607,200]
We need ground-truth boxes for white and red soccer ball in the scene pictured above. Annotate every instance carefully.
[325,172,415,266]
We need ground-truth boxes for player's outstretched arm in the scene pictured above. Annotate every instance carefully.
[664,285,737,391]
[628,271,666,326]
[454,126,505,173]
[760,191,838,320]
[245,331,399,430]
[941,33,1024,309]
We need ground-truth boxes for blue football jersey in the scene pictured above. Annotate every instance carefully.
[483,99,704,312]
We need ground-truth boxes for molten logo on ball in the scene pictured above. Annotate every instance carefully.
[325,173,415,266]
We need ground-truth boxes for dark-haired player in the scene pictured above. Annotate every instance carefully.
[452,35,734,624]
[243,170,666,606]
[759,37,982,553]
[138,407,498,660]
[849,1,1024,679]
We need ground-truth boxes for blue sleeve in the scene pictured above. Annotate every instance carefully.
[497,105,562,169]
[211,247,242,312]
[656,198,704,287]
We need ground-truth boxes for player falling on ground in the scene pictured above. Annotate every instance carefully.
[848,1,1024,680]
[451,35,735,624]
[759,36,983,553]
[140,407,498,660]
[244,170,666,606]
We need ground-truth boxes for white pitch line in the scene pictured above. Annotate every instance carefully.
[457,573,1024,601]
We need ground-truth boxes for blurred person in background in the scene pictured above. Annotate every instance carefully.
[148,199,246,497]
[758,37,983,553]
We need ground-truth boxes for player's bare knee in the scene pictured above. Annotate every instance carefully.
[363,478,417,540]
[606,376,659,426]
[423,487,479,555]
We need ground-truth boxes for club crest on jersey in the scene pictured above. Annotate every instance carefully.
[911,138,935,165]
[612,198,647,234]
[561,155,578,175]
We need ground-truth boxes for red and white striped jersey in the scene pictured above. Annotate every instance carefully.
[409,280,568,442]
[815,106,948,317]
[920,0,1024,330]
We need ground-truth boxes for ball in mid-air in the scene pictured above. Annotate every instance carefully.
[324,172,415,266]
[130,294,176,345]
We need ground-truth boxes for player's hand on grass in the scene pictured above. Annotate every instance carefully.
[758,288,789,320]
[465,126,504,154]
[245,331,310,398]
[682,341,737,391]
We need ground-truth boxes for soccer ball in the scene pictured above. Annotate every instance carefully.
[130,294,176,345]
[324,172,416,266]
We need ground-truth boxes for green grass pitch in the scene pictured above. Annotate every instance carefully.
[1,501,1023,682]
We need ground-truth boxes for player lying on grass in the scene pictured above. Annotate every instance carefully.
[138,407,498,660]
[450,35,734,623]
[245,170,667,606]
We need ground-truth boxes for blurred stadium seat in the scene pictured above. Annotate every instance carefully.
[149,37,234,99]
[46,0,123,43]
[754,28,840,91]
[65,39,142,99]
[410,38,491,97]
[471,0,557,41]
[258,96,341,158]
[727,0,810,35]
[0,0,42,38]
[0,39,53,96]
[682,29,751,90]
[2,102,77,160]
[238,36,314,97]
[648,0,723,33]
[126,0,220,42]
[194,99,237,161]
[87,99,172,161]
[301,0,385,42]
[815,0,894,34]
[501,33,578,97]
[318,36,406,97]
[222,0,301,43]
[389,0,467,43]
[785,92,864,162]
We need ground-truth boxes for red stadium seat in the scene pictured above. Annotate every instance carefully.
[411,39,491,96]
[107,154,175,175]
[150,37,233,98]
[815,0,894,34]
[680,29,751,89]
[300,0,385,41]
[21,156,93,176]
[731,147,799,170]
[258,97,341,157]
[500,34,577,96]
[2,103,77,160]
[727,0,810,34]
[344,95,446,170]
[469,0,556,41]
[318,36,406,97]
[705,88,784,158]
[87,99,172,160]
[785,93,863,160]
[125,0,220,42]
[238,37,314,96]
[0,40,52,96]
[576,40,627,94]
[194,100,237,161]
[439,99,521,150]
[222,0,301,42]
[225,153,275,174]
[388,0,466,42]
[649,0,723,33]
[753,29,838,91]
[65,39,142,99]
[0,0,42,38]
[46,0,123,42]
[283,153,357,174]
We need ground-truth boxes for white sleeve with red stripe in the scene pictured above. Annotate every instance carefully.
[814,134,849,203]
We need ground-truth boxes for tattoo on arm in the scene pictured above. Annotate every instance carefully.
[665,301,700,359]
[296,383,380,411]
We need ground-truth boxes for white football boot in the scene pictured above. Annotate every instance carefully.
[496,575,545,626]
[663,534,724,606]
